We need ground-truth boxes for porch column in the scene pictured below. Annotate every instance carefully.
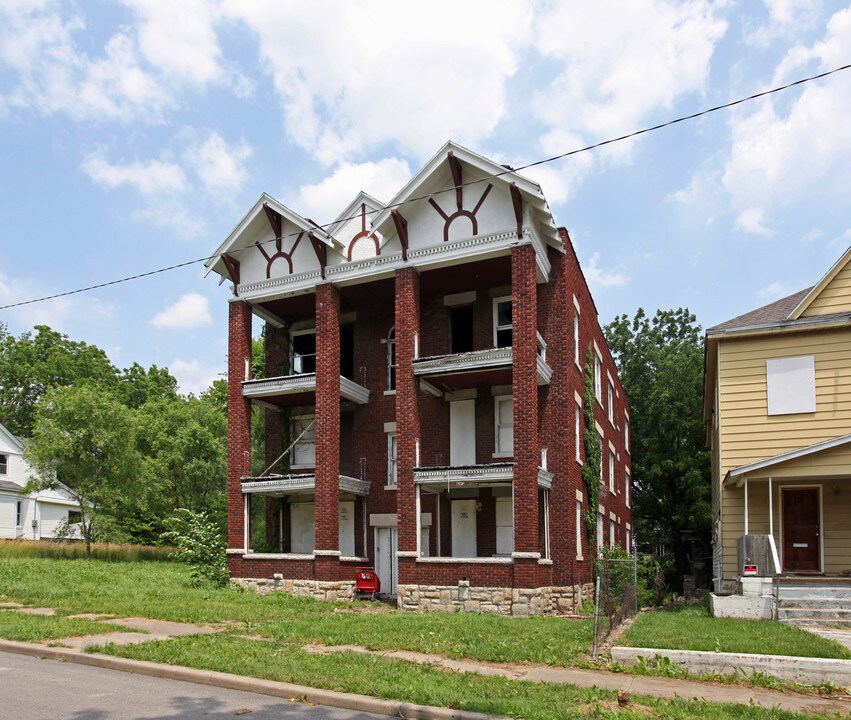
[315,283,341,579]
[395,267,421,573]
[511,245,540,587]
[227,298,253,551]
[744,477,749,536]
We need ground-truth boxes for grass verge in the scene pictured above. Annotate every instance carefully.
[98,634,835,720]
[0,609,128,642]
[622,602,851,659]
[0,539,174,562]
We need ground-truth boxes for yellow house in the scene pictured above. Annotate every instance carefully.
[705,246,851,593]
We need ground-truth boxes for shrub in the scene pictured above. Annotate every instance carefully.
[162,509,229,587]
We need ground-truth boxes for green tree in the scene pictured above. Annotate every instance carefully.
[0,325,118,436]
[134,395,228,534]
[23,384,140,558]
[604,308,711,590]
[117,362,179,409]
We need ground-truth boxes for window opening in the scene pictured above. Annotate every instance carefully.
[16,501,23,527]
[0,454,6,474]
[495,396,514,455]
[387,434,397,487]
[493,297,512,348]
[449,305,474,353]
[291,330,316,374]
[387,327,396,390]
[290,415,316,467]
[340,324,354,381]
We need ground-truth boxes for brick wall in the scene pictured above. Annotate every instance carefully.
[227,299,252,549]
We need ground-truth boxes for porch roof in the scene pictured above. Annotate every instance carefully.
[725,432,851,487]
[413,463,553,490]
[240,474,370,496]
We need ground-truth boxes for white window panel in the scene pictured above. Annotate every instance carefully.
[766,356,816,415]
[493,297,512,348]
[495,396,514,455]
[291,416,316,467]
[387,433,397,487]
[450,399,476,465]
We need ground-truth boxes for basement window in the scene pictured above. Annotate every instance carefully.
[291,330,316,374]
[449,305,474,353]
[493,297,512,348]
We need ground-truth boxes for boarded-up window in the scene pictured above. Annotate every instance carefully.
[766,356,816,415]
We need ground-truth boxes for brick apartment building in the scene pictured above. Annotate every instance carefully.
[206,142,631,615]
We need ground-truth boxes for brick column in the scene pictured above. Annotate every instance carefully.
[395,268,421,573]
[511,245,540,586]
[227,299,253,551]
[264,323,288,550]
[315,283,341,578]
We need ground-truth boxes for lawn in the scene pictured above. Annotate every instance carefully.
[1,555,846,720]
[0,609,126,642]
[622,602,851,659]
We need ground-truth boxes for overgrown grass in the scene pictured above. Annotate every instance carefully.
[0,609,127,642]
[0,539,174,562]
[99,634,835,720]
[622,602,851,659]
[0,557,592,665]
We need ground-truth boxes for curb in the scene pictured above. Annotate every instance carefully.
[611,646,851,686]
[0,639,501,720]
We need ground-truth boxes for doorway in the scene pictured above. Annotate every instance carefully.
[451,498,477,557]
[374,527,398,596]
[782,486,821,573]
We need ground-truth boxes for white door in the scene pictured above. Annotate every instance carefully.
[374,527,398,596]
[451,499,477,557]
[449,400,476,465]
[495,496,513,555]
[290,502,315,553]
[339,501,355,557]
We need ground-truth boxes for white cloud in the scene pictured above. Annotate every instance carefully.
[723,8,851,211]
[800,227,823,244]
[735,207,773,236]
[168,357,223,396]
[295,158,412,222]
[185,132,252,195]
[748,0,820,46]
[828,228,851,250]
[81,152,186,195]
[533,1,727,164]
[758,281,790,299]
[223,1,531,164]
[582,252,627,292]
[151,293,212,329]
[122,0,222,85]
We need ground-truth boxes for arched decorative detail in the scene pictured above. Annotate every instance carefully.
[347,202,381,261]
[428,151,493,242]
[257,202,305,278]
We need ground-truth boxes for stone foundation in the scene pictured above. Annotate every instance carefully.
[397,582,595,616]
[233,577,356,602]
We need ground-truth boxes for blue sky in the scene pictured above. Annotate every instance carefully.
[1,0,850,394]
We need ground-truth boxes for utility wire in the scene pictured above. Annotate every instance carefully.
[2,61,849,313]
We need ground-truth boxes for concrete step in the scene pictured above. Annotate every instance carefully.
[780,618,851,629]
[776,586,851,600]
[776,597,851,610]
[778,608,851,621]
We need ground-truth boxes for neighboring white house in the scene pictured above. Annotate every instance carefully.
[0,422,83,540]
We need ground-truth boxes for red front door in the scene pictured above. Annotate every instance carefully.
[782,487,821,573]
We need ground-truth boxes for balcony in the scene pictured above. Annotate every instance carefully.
[241,473,370,497]
[242,373,370,407]
[413,462,553,491]
[412,346,551,393]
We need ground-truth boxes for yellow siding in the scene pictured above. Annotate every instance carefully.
[801,258,851,317]
[721,479,851,578]
[717,327,851,477]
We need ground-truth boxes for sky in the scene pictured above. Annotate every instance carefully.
[1,0,850,395]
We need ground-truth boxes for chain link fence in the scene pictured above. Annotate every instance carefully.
[592,549,666,657]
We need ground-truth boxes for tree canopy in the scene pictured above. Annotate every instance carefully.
[605,308,711,589]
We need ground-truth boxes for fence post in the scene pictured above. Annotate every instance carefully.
[633,535,639,614]
[592,571,601,658]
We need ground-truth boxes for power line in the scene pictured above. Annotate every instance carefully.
[2,61,849,313]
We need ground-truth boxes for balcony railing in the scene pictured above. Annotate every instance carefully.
[242,373,370,404]
[241,473,370,496]
[413,462,553,489]
[412,347,552,385]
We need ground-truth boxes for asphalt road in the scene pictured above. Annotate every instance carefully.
[0,650,387,720]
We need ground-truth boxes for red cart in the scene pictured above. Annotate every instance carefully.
[355,566,380,598]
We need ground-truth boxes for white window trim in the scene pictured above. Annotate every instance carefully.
[593,344,603,405]
[386,432,397,490]
[608,444,616,494]
[607,374,615,426]
[0,453,7,475]
[575,498,583,560]
[290,328,317,375]
[289,414,316,469]
[573,296,581,370]
[574,403,582,464]
[492,296,512,348]
[386,326,396,391]
[625,467,631,508]
[493,394,514,457]
[624,411,631,455]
